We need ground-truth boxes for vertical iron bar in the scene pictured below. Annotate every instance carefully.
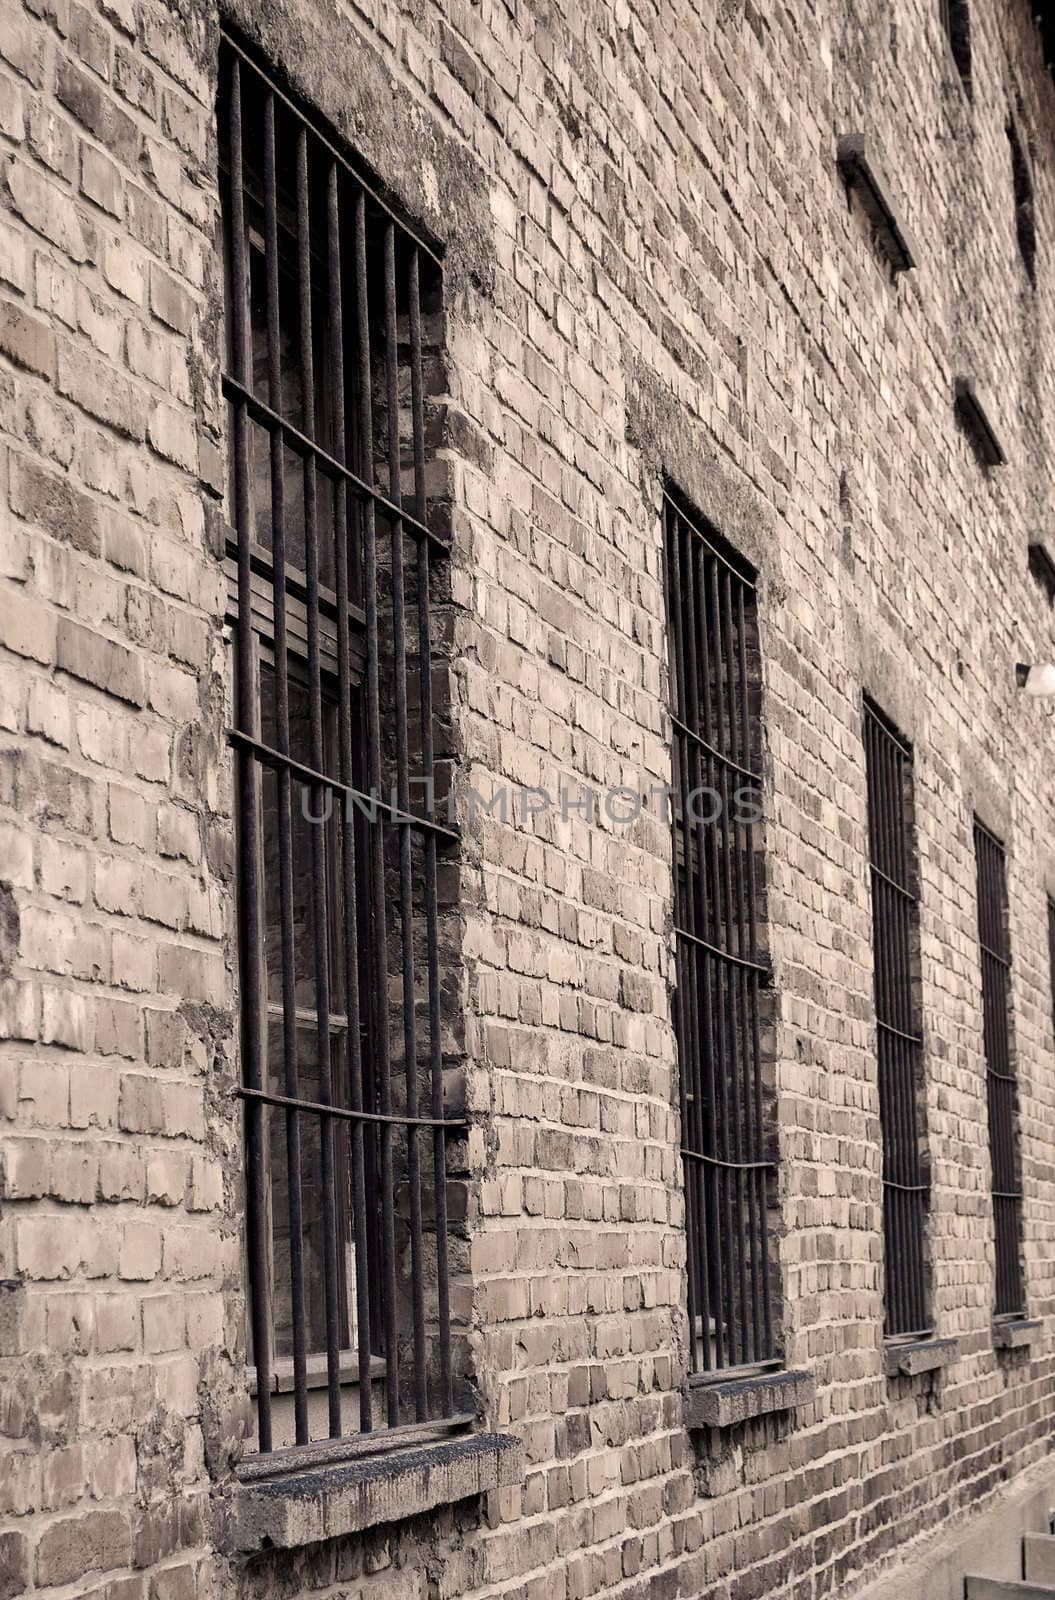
[708,554,746,1365]
[297,125,342,1437]
[264,90,308,1444]
[663,509,704,1372]
[723,568,759,1362]
[385,222,428,1421]
[681,521,723,1363]
[357,193,401,1427]
[409,248,453,1414]
[230,55,272,1451]
[737,582,771,1355]
[327,159,374,1431]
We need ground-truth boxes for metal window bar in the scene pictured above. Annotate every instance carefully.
[662,492,777,1377]
[1047,897,1055,1046]
[219,34,460,1453]
[863,702,929,1340]
[973,820,1024,1319]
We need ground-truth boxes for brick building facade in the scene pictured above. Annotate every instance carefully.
[3,0,1055,1596]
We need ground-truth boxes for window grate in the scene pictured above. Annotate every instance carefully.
[973,820,1024,1319]
[1047,897,1055,1044]
[662,492,778,1377]
[219,33,459,1453]
[863,702,929,1340]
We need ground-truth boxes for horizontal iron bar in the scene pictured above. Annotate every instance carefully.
[979,941,1012,969]
[227,728,460,844]
[223,375,449,558]
[672,715,762,785]
[674,922,771,976]
[681,1148,777,1173]
[876,1017,924,1046]
[992,1188,1023,1201]
[863,698,913,757]
[870,860,918,904]
[236,1084,468,1130]
[221,30,443,271]
[882,1177,930,1194]
[663,489,758,590]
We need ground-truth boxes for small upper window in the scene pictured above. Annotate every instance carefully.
[1008,119,1036,286]
[940,0,971,88]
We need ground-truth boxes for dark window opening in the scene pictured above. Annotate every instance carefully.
[940,0,971,87]
[863,701,929,1340]
[1008,119,1036,285]
[1048,898,1055,1044]
[973,821,1024,1320]
[662,491,779,1378]
[219,32,461,1455]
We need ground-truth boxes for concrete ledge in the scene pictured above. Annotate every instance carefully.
[226,1432,522,1551]
[993,1318,1043,1351]
[884,1337,959,1378]
[685,1369,814,1429]
[836,132,919,272]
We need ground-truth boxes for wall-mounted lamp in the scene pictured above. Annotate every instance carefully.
[1016,663,1055,697]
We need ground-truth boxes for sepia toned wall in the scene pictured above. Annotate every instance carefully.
[2,0,1055,1596]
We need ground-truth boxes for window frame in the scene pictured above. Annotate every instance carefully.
[218,29,463,1458]
[973,819,1025,1322]
[662,488,780,1381]
[862,699,931,1343]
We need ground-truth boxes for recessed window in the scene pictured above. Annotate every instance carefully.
[863,702,929,1340]
[940,0,971,87]
[219,33,459,1454]
[662,491,779,1377]
[973,821,1024,1320]
[1008,119,1036,285]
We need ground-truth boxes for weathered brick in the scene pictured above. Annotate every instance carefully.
[55,56,139,164]
[80,140,123,217]
[0,297,53,375]
[9,452,100,554]
[4,158,90,261]
[56,341,144,439]
[56,617,146,705]
[35,1508,131,1587]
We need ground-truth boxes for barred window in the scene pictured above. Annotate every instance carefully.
[863,702,929,1340]
[1008,119,1036,286]
[1047,897,1055,1043]
[218,34,462,1456]
[940,0,971,85]
[973,821,1024,1319]
[662,492,778,1377]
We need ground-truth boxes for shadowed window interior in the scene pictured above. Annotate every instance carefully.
[863,701,930,1341]
[662,492,778,1378]
[940,0,971,86]
[1007,118,1036,286]
[973,821,1024,1320]
[218,31,463,1456]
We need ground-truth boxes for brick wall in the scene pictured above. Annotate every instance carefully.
[2,0,1055,1597]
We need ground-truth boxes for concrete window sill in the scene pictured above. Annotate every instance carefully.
[884,1336,959,1378]
[685,1368,815,1429]
[993,1317,1043,1351]
[226,1431,522,1551]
